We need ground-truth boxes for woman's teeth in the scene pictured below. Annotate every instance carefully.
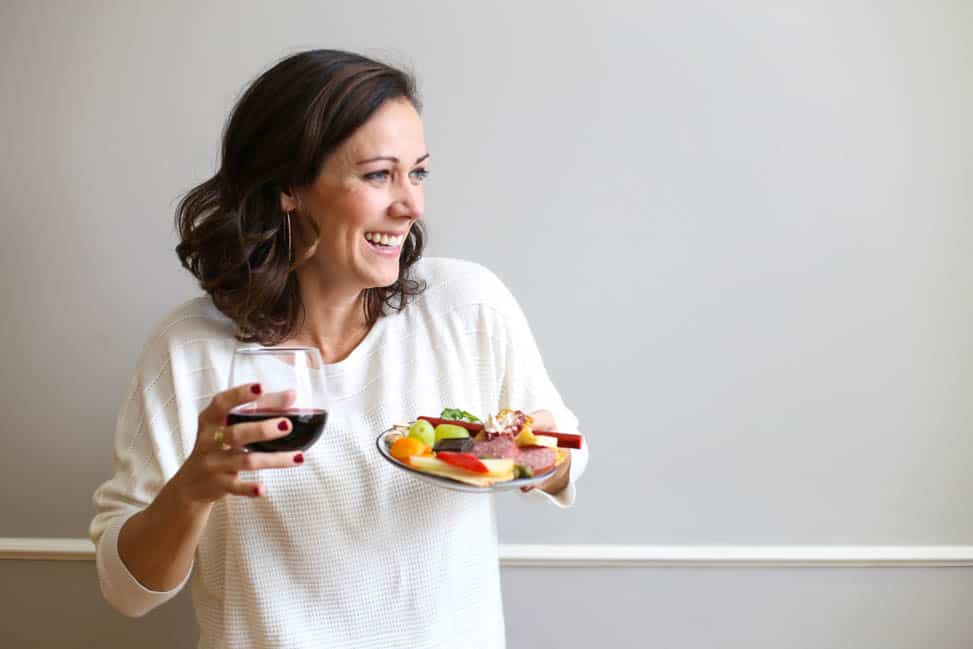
[365,232,404,247]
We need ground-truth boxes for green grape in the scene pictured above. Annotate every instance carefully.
[434,423,470,443]
[408,420,435,447]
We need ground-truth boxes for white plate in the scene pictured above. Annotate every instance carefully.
[375,428,557,493]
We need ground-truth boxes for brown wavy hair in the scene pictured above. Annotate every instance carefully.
[175,49,426,345]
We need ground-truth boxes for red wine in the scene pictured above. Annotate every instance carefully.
[227,409,328,452]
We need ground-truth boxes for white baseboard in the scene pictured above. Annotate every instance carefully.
[2,538,973,567]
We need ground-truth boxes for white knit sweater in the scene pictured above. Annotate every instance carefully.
[90,257,588,649]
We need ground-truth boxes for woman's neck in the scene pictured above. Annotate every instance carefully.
[289,270,371,364]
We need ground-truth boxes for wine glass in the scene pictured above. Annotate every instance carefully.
[226,347,328,453]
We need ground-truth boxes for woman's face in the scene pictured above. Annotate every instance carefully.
[287,98,428,293]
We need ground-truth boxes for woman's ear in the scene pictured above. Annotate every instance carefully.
[280,190,299,213]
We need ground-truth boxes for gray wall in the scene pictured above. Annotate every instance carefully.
[1,1,971,647]
[4,562,972,649]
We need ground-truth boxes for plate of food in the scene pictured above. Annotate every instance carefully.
[376,408,584,493]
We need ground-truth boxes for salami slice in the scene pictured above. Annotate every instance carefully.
[517,447,557,476]
[472,437,521,459]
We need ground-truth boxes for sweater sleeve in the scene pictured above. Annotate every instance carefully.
[89,342,195,617]
[488,275,590,509]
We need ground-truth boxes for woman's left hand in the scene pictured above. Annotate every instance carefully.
[521,410,571,495]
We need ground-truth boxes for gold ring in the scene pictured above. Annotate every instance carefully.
[213,426,231,450]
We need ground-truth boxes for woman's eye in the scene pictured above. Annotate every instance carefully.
[364,170,390,182]
[364,168,429,184]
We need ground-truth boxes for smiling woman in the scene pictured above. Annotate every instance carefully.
[175,50,427,345]
[90,48,587,649]
[278,98,429,329]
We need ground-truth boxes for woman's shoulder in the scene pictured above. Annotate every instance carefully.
[135,296,237,370]
[148,296,236,343]
[409,256,519,316]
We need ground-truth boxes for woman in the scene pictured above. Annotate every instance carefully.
[90,49,588,648]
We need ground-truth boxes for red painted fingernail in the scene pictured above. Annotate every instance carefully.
[294,453,304,464]
[253,485,262,497]
[278,420,289,431]
[251,384,262,395]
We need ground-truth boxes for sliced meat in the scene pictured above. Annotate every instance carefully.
[472,436,521,460]
[517,447,557,476]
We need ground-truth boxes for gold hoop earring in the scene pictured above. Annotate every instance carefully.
[285,210,293,265]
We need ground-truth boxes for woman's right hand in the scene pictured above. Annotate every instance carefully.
[173,383,305,504]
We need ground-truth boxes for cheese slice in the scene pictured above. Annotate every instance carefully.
[532,435,558,448]
[409,455,515,486]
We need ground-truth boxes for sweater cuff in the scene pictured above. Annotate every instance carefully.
[529,479,577,508]
[527,438,588,508]
[95,511,192,617]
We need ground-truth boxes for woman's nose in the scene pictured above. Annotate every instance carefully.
[388,182,424,220]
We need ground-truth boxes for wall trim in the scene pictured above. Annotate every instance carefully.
[1,538,96,561]
[2,538,973,567]
[500,544,973,567]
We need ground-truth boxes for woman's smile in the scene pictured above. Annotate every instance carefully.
[363,229,408,256]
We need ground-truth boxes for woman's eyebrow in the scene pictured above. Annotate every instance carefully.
[356,153,430,165]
